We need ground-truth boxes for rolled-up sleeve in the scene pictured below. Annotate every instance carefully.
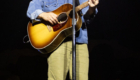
[26,0,44,20]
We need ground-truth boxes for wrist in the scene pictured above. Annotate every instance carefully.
[38,12,46,19]
[88,7,96,15]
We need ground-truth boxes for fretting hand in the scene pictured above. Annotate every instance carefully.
[88,0,99,8]
[84,0,99,17]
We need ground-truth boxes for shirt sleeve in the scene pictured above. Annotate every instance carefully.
[84,7,98,24]
[26,0,44,21]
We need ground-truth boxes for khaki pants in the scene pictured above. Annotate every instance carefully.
[47,41,89,80]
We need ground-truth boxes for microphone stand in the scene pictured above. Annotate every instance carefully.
[72,0,76,80]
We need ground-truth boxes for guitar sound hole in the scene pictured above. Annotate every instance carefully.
[57,13,67,23]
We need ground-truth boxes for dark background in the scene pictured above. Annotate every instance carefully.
[0,0,140,80]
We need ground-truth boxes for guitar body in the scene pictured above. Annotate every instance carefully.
[27,4,82,53]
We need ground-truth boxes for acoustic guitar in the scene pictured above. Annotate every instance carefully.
[27,1,89,53]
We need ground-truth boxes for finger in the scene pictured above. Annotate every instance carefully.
[88,0,92,3]
[92,0,95,4]
[89,0,95,3]
[51,15,58,24]
[95,0,99,5]
[52,16,58,23]
[88,0,95,7]
[89,0,98,7]
[53,13,58,17]
[49,18,54,25]
[50,17,57,24]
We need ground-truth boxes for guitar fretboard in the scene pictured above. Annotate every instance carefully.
[76,1,88,12]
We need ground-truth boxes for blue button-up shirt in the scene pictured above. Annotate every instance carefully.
[27,0,98,44]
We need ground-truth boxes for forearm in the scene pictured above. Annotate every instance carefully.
[84,7,96,19]
[84,0,99,20]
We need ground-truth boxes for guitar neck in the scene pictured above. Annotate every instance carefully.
[65,1,88,16]
[75,1,88,12]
